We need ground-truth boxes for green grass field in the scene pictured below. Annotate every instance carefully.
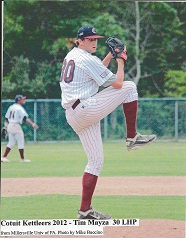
[1,142,186,220]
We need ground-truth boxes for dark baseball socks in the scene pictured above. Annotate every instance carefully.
[19,149,25,160]
[80,172,98,212]
[123,100,138,138]
[3,147,25,160]
[3,147,11,157]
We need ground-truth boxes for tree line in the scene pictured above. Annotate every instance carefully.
[3,1,186,99]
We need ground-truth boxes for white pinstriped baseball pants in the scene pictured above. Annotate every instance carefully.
[65,81,138,176]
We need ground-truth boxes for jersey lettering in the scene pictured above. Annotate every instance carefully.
[60,59,75,83]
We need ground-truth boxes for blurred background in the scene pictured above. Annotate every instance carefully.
[2,1,186,142]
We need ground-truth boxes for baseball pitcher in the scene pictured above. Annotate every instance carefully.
[60,25,156,219]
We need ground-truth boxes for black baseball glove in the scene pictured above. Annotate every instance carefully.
[1,127,8,139]
[106,36,127,60]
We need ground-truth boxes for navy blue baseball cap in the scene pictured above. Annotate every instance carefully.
[15,95,26,102]
[77,25,104,39]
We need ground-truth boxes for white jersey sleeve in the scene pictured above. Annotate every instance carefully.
[60,47,114,109]
[83,55,113,86]
[5,103,28,124]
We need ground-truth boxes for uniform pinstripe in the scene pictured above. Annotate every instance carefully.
[60,47,138,176]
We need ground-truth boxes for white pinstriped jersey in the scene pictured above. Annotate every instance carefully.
[5,103,28,124]
[60,47,114,109]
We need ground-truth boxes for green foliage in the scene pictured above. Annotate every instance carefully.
[2,1,186,98]
[164,70,186,97]
[3,56,62,98]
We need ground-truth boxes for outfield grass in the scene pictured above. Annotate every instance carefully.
[1,142,186,177]
[1,195,185,220]
[1,142,185,221]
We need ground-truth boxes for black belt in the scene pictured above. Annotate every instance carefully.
[72,99,80,110]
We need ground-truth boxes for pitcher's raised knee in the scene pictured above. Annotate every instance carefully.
[121,81,138,103]
[122,81,137,91]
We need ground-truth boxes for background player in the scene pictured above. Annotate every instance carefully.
[60,25,156,219]
[1,95,39,162]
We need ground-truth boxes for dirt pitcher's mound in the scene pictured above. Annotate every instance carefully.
[1,176,186,197]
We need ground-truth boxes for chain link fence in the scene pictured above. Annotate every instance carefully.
[1,98,186,142]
